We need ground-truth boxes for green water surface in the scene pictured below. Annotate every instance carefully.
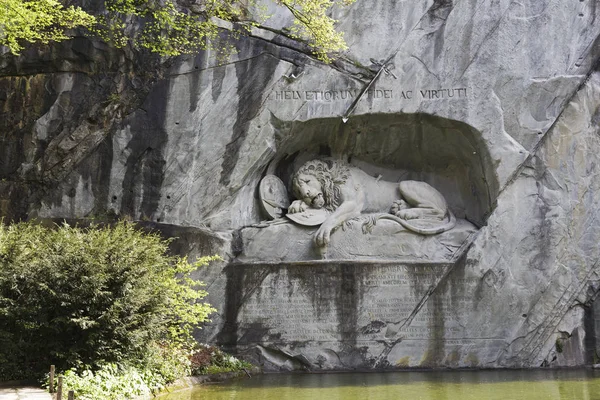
[161,369,600,400]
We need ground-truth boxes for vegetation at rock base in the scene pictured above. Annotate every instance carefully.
[53,344,251,399]
[59,347,189,400]
[189,344,252,375]
[0,221,218,385]
[0,0,355,61]
[56,344,251,399]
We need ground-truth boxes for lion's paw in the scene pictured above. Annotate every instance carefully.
[390,199,409,214]
[288,200,308,214]
[396,209,421,220]
[314,224,333,247]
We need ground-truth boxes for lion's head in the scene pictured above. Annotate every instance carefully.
[292,159,350,211]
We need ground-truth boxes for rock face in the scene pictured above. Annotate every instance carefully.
[2,0,600,370]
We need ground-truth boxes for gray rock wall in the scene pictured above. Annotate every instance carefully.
[2,0,600,370]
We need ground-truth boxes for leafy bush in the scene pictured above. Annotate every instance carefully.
[139,341,192,386]
[59,344,252,399]
[59,342,191,400]
[0,221,217,380]
[61,364,152,400]
[190,345,252,375]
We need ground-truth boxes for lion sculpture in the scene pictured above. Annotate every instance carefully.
[287,159,456,247]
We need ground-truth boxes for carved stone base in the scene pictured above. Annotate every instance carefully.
[237,218,477,263]
[217,261,503,371]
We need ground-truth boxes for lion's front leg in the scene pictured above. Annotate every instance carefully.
[314,201,360,247]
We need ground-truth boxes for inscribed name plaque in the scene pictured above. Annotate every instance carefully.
[219,262,506,371]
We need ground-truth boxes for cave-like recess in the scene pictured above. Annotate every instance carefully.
[265,112,497,227]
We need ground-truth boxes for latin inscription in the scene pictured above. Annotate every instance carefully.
[238,265,481,343]
[272,87,468,101]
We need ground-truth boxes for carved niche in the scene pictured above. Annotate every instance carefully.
[243,158,477,263]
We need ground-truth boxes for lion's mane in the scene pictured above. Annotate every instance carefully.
[292,159,350,211]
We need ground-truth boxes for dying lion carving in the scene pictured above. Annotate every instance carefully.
[287,159,456,247]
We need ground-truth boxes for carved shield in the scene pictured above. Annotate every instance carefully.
[259,175,290,219]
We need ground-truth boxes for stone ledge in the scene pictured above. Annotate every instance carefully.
[238,218,477,263]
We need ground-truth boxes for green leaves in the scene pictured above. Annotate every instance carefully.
[276,0,355,62]
[190,344,252,375]
[0,221,218,380]
[61,363,156,399]
[0,0,354,61]
[0,0,95,54]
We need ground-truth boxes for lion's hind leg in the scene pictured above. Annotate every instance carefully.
[396,207,445,221]
[397,180,448,221]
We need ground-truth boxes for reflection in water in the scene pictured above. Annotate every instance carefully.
[160,369,600,400]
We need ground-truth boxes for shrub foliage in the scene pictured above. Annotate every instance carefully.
[0,221,217,380]
[190,345,252,375]
[60,342,192,400]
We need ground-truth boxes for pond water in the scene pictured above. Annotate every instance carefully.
[160,369,600,400]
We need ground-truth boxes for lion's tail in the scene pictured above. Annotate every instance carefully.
[378,210,456,235]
